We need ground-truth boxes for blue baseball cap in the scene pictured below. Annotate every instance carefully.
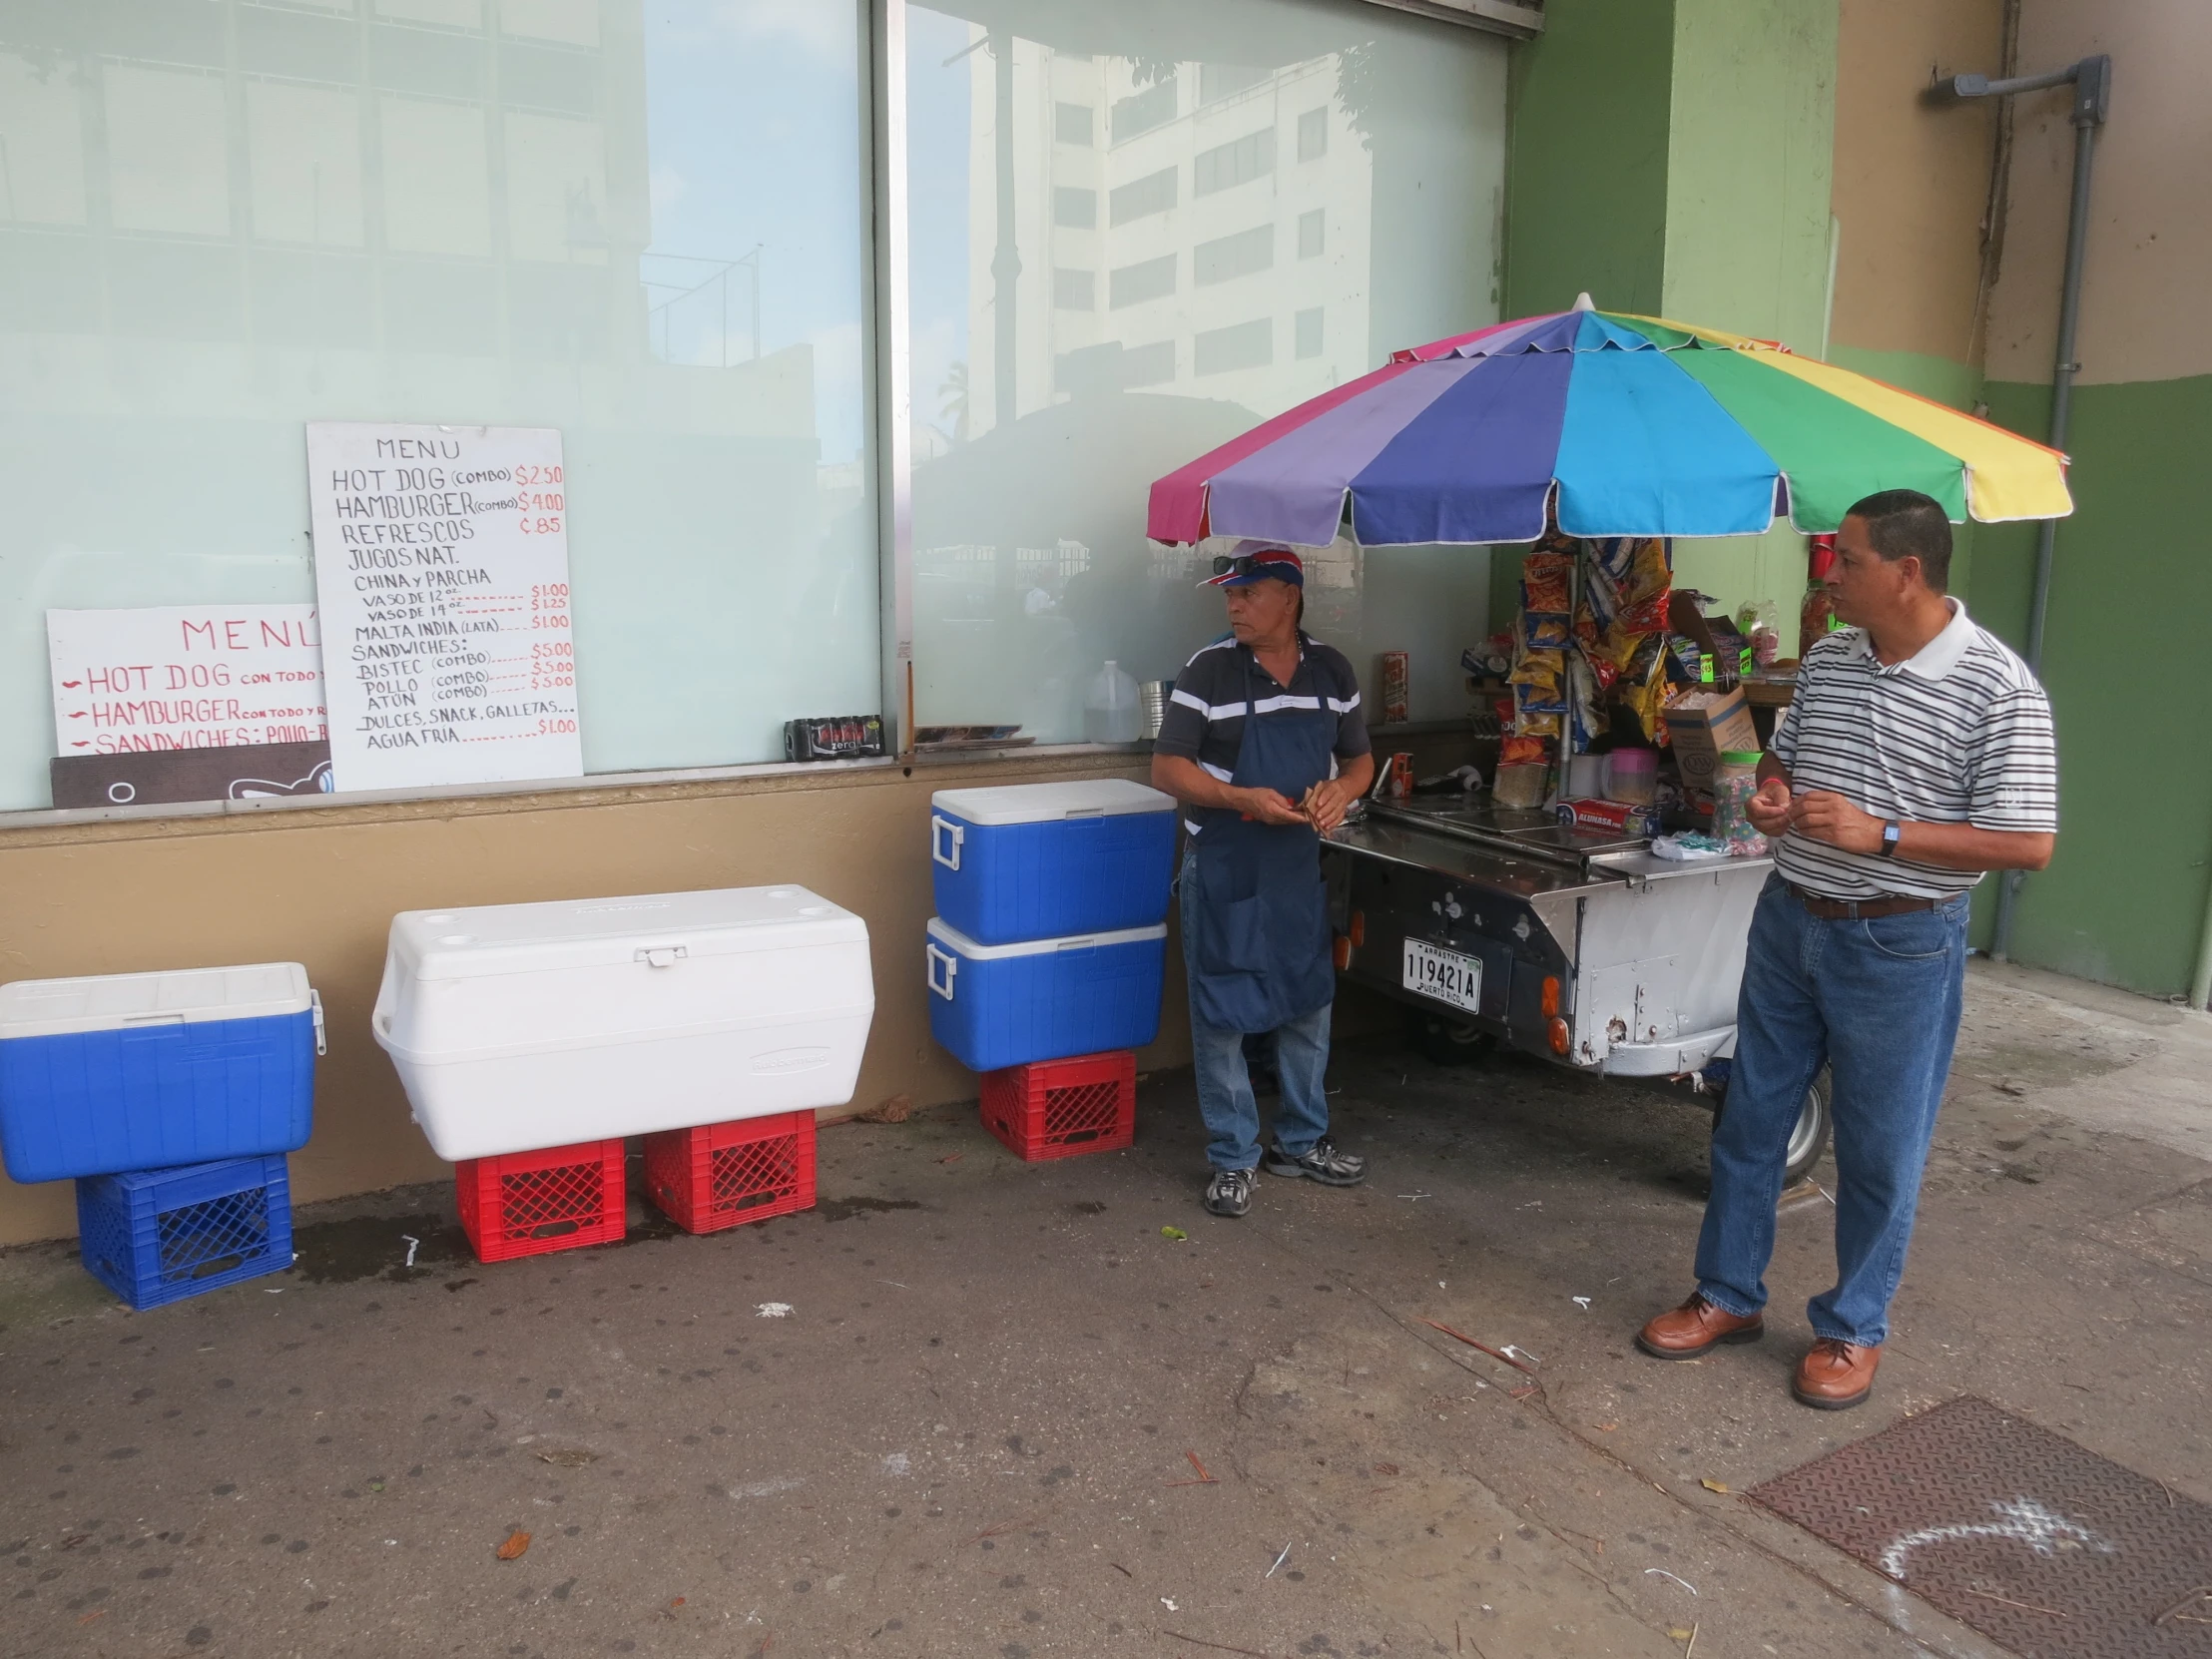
[1201,541,1306,588]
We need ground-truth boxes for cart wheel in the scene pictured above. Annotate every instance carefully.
[1710,1067,1833,1188]
[1409,1007,1495,1067]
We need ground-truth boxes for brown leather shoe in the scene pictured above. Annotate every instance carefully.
[1793,1339,1880,1409]
[1635,1294,1765,1360]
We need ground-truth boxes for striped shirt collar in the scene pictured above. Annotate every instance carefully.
[1210,629,1310,679]
[1852,597,1974,682]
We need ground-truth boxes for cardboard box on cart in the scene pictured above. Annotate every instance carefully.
[1662,688,1760,790]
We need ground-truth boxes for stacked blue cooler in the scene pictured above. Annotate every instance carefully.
[924,780,1178,1072]
[0,963,321,1309]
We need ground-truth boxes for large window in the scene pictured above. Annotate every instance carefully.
[0,0,1513,813]
[905,0,1509,741]
[0,0,875,811]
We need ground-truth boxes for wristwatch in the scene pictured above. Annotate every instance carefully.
[1880,821,1904,858]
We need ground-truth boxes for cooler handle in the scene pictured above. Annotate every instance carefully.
[930,816,964,871]
[310,988,327,1056]
[926,942,958,1000]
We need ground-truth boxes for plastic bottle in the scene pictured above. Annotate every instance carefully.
[1712,750,1770,857]
[1083,660,1141,744]
[1800,536,1838,660]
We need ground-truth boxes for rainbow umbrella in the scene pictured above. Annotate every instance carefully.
[1146,301,2072,547]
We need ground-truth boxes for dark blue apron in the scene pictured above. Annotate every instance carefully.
[1187,651,1339,1034]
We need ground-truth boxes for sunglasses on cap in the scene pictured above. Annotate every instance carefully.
[1206,550,1304,583]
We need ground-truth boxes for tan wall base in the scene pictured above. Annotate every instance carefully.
[0,736,1473,1245]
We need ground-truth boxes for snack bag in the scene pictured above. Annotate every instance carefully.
[1520,551,1574,616]
[1526,613,1573,651]
[1567,654,1607,748]
[1613,537,1674,634]
[1618,635,1674,742]
[1508,648,1565,706]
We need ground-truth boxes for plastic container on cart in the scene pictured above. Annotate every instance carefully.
[929,779,1177,945]
[925,916,1167,1074]
[1603,748,1658,806]
[1712,751,1771,856]
[0,964,321,1184]
[1492,762,1549,810]
[372,886,874,1162]
[76,1154,293,1310]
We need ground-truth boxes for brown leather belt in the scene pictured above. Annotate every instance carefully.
[1786,882,1940,920]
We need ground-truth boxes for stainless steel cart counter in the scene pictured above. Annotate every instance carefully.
[1324,797,1773,1077]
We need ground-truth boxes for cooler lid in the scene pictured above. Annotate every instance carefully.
[926,915,1167,960]
[0,962,312,1039]
[930,779,1175,827]
[389,886,868,981]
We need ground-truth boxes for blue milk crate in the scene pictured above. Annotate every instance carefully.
[0,963,321,1183]
[76,1154,293,1311]
[929,781,1178,945]
[925,916,1167,1073]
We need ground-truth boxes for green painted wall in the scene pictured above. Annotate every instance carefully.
[1500,0,1840,630]
[1661,0,1837,349]
[1501,0,1675,319]
[1658,0,1838,625]
[1966,373,2212,996]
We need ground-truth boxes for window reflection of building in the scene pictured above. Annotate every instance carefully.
[968,43,1374,435]
[0,1,878,796]
[911,27,1389,741]
[5,2,679,391]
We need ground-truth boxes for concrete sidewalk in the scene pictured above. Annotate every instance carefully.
[1,962,2205,1659]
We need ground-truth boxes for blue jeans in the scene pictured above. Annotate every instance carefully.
[1695,876,1969,1348]
[1180,849,1334,1170]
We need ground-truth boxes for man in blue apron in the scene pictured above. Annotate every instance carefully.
[1151,544,1377,1218]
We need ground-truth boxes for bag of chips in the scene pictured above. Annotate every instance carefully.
[1520,551,1574,616]
[1509,648,1565,704]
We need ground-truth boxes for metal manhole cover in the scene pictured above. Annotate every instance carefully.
[1749,1395,2211,1657]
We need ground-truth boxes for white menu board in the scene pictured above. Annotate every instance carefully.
[46,606,327,757]
[306,422,582,792]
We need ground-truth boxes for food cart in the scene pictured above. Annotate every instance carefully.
[1146,298,2074,1186]
[1320,795,1830,1183]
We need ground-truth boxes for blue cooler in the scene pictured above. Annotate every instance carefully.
[0,963,322,1184]
[930,780,1178,945]
[925,917,1167,1073]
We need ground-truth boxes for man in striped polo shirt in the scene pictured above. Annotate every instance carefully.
[1637,489,2058,1409]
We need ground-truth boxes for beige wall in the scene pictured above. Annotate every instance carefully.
[1,737,1470,1245]
[1828,0,2005,366]
[1985,0,2212,385]
[0,757,1166,1243]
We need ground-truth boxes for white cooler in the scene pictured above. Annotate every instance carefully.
[372,886,874,1161]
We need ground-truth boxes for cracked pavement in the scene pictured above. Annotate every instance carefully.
[0,962,2205,1658]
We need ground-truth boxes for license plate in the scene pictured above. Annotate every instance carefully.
[1402,939,1482,1014]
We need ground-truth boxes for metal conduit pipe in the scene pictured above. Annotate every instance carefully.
[1928,56,2111,962]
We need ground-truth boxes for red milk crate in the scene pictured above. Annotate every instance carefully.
[979,1050,1137,1162]
[455,1138,626,1263]
[642,1111,817,1234]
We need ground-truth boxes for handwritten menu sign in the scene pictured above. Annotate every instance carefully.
[45,606,327,756]
[306,422,583,792]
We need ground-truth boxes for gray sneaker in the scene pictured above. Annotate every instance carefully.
[1204,1167,1256,1218]
[1263,1136,1368,1187]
